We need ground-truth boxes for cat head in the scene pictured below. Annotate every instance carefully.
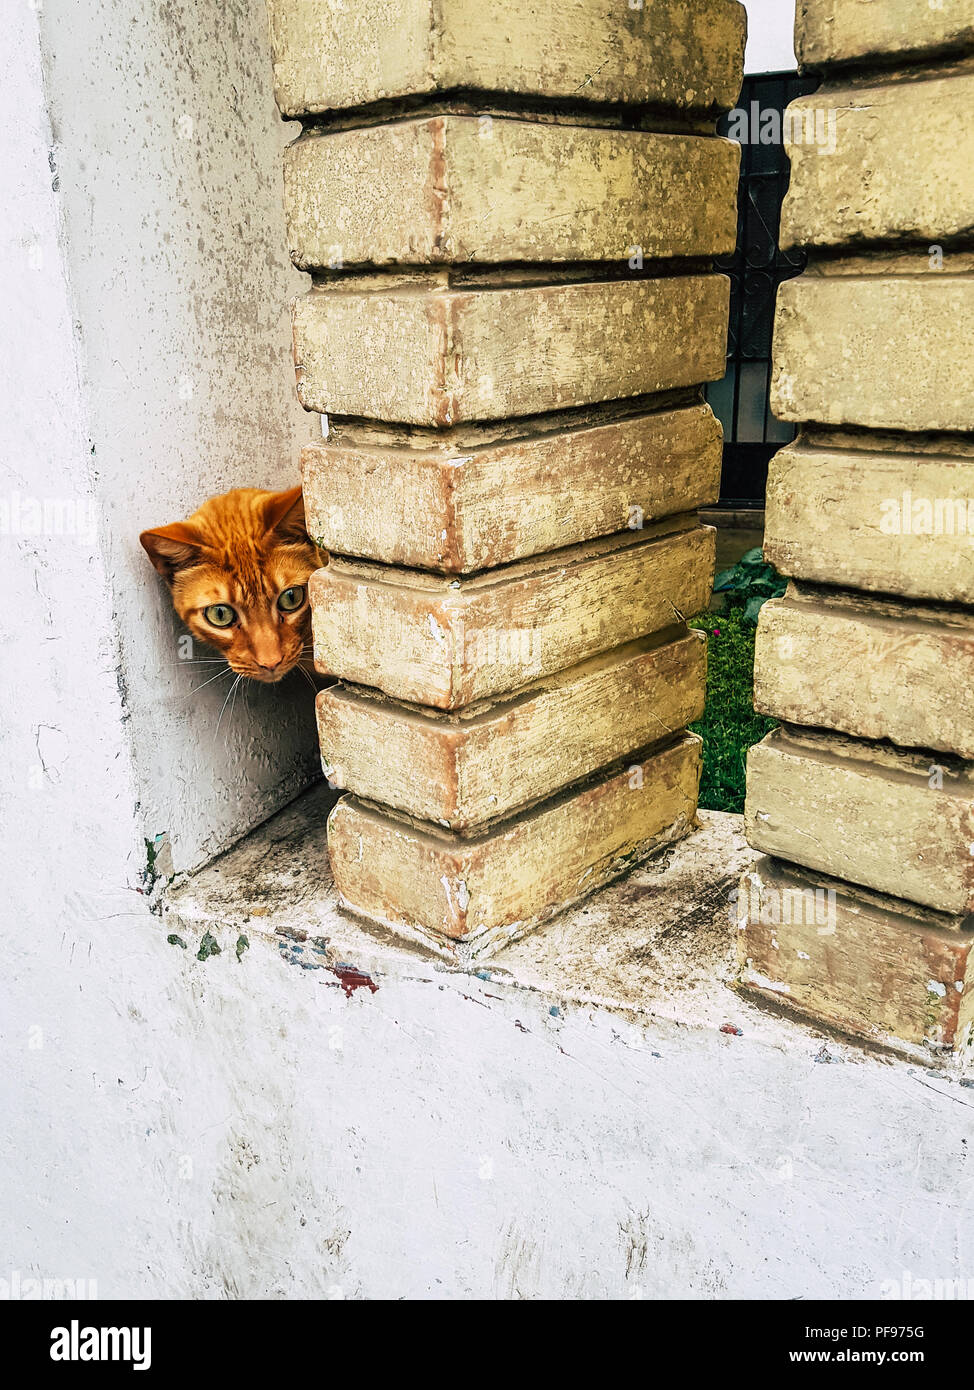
[140,486,324,683]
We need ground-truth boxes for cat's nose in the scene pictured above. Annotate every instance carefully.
[258,659,283,674]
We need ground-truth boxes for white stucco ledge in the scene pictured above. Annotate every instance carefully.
[161,790,758,1023]
[161,786,974,1072]
[137,789,974,1298]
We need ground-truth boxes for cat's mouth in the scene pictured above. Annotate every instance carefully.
[231,661,299,684]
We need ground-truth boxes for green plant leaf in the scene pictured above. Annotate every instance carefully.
[688,607,778,814]
[197,931,222,962]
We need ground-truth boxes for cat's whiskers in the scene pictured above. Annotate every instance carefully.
[227,675,243,733]
[177,665,235,701]
[215,674,242,739]
[296,665,318,695]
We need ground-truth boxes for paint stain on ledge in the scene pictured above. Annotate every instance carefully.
[275,938,378,995]
[329,963,379,998]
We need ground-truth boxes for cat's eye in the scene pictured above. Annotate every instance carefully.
[203,604,237,628]
[277,586,306,613]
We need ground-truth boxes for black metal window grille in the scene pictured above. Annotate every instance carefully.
[706,71,819,507]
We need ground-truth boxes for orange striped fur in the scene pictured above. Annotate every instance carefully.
[140,487,325,683]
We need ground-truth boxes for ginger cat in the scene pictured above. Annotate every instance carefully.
[140,486,324,683]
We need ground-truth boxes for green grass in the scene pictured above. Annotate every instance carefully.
[688,605,777,815]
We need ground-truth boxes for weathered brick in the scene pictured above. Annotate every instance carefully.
[754,584,974,760]
[285,117,740,268]
[796,0,974,69]
[310,520,715,709]
[781,73,974,251]
[764,439,974,605]
[317,629,705,830]
[771,273,974,435]
[303,404,722,573]
[737,858,974,1051]
[293,274,730,425]
[268,0,746,118]
[327,734,702,951]
[745,726,974,916]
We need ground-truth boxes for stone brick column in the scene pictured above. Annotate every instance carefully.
[740,1,974,1051]
[268,0,745,957]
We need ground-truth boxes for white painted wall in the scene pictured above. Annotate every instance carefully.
[744,0,797,72]
[1,0,144,942]
[9,0,320,887]
[5,853,974,1301]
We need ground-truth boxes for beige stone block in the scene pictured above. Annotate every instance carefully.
[796,0,974,68]
[764,439,974,604]
[317,628,705,830]
[294,274,730,425]
[327,733,702,950]
[310,520,715,709]
[770,274,974,434]
[745,726,974,916]
[737,858,974,1051]
[268,0,746,117]
[302,403,722,572]
[754,584,974,760]
[781,73,974,251]
[285,117,740,268]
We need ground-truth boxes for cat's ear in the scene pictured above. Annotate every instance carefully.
[139,522,202,580]
[262,486,307,542]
